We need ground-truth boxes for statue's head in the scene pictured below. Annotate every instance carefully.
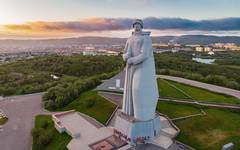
[133,19,143,33]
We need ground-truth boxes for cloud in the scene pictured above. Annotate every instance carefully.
[143,17,240,31]
[2,17,240,34]
[3,18,132,33]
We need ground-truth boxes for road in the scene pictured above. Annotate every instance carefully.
[99,92,123,107]
[0,93,45,150]
[157,75,240,99]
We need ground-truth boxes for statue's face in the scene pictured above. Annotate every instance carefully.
[134,23,142,33]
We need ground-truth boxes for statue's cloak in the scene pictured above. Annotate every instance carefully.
[122,32,159,121]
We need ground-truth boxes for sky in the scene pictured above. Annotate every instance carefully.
[0,0,240,39]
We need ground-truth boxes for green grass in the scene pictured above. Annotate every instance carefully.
[32,115,71,150]
[156,101,200,119]
[158,79,240,104]
[223,65,240,70]
[62,90,116,124]
[175,108,240,150]
[168,80,240,104]
[157,101,240,150]
[158,79,190,99]
[0,117,8,125]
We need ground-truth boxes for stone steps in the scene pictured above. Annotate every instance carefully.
[161,127,178,138]
[153,135,173,149]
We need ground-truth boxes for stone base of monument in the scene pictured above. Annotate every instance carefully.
[113,110,161,146]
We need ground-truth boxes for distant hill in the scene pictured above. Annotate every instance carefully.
[0,35,240,49]
[0,37,127,47]
[172,35,240,45]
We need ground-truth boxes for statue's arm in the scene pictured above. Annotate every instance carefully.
[128,37,151,65]
[122,41,130,61]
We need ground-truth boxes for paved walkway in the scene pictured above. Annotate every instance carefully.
[99,92,123,107]
[53,111,114,150]
[159,98,240,110]
[0,93,45,150]
[157,75,240,99]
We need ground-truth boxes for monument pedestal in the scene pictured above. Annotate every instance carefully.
[113,110,161,146]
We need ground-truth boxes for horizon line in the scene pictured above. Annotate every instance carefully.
[1,34,240,41]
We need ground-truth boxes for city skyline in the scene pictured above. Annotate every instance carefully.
[0,0,240,39]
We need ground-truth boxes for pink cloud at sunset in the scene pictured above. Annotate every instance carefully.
[1,17,240,39]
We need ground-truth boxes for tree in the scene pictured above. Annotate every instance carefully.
[35,132,53,147]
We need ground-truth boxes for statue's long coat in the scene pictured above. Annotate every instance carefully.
[122,32,159,121]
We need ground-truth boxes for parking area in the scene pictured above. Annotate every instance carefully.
[0,93,44,150]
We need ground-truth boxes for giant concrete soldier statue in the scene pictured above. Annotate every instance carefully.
[122,19,159,121]
[114,19,161,145]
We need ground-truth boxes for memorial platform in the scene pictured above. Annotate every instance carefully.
[114,110,161,145]
[52,108,194,150]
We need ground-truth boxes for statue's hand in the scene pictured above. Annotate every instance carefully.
[127,58,133,65]
[122,53,128,61]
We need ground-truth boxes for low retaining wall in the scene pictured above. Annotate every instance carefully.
[52,110,75,134]
[105,106,119,126]
[157,112,180,138]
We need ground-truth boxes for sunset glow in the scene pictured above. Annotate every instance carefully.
[0,0,240,39]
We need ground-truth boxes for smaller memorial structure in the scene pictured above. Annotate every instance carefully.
[114,19,161,146]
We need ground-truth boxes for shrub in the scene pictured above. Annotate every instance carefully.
[226,81,240,90]
[32,127,53,147]
[158,69,170,75]
[31,128,44,139]
[44,100,56,110]
[40,121,49,129]
[186,73,204,81]
[205,75,227,86]
[36,132,53,147]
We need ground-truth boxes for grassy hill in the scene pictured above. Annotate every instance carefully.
[158,79,240,104]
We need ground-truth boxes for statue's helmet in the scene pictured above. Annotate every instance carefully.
[133,19,143,28]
